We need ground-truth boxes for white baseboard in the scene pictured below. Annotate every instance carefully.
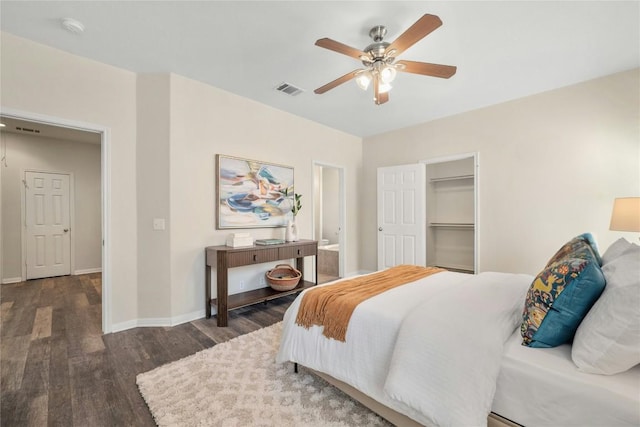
[74,268,102,275]
[110,319,140,333]
[171,309,207,326]
[109,309,207,333]
[349,269,374,277]
[2,277,23,284]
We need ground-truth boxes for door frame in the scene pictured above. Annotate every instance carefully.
[21,169,75,279]
[1,107,112,333]
[420,152,479,273]
[312,160,346,278]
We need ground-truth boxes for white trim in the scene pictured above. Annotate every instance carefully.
[0,132,3,285]
[312,160,347,279]
[110,319,139,333]
[352,269,374,276]
[420,152,479,273]
[420,152,477,165]
[170,309,207,326]
[2,277,23,284]
[1,107,112,333]
[73,268,102,275]
[101,127,112,333]
[110,310,206,333]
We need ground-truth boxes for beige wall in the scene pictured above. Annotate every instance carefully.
[1,33,138,327]
[362,69,640,275]
[136,74,172,320]
[0,33,362,328]
[1,133,102,279]
[3,31,636,330]
[167,74,362,319]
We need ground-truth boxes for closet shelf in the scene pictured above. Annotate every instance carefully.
[430,174,474,183]
[430,222,475,229]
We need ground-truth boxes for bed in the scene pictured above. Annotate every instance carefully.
[276,235,640,426]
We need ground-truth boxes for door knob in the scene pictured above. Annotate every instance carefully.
[378,227,383,231]
[63,229,69,232]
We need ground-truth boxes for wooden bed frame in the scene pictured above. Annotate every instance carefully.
[304,366,522,427]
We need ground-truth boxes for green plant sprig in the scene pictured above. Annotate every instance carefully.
[292,193,302,217]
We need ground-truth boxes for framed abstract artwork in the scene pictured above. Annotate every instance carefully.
[216,155,295,229]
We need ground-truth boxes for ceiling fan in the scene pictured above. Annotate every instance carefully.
[314,14,457,105]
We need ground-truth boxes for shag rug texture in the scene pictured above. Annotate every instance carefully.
[136,322,391,427]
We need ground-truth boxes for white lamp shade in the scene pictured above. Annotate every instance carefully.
[355,72,372,90]
[378,82,392,93]
[379,65,397,84]
[610,197,640,232]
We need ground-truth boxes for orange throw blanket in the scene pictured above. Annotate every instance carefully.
[295,265,445,342]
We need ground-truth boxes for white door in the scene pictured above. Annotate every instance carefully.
[377,164,426,270]
[25,171,71,279]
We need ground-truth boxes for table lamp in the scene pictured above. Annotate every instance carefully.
[610,198,640,236]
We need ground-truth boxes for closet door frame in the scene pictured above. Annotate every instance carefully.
[420,152,479,273]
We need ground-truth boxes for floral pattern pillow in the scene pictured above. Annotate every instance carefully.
[521,234,606,348]
[545,233,602,266]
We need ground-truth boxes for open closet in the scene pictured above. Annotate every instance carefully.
[424,155,476,273]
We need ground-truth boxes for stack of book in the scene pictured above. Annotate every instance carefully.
[255,238,285,246]
[226,232,254,248]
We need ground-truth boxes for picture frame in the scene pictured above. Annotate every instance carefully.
[216,154,295,229]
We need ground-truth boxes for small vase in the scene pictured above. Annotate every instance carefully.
[285,219,298,242]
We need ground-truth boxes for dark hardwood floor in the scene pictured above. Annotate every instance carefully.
[0,274,294,426]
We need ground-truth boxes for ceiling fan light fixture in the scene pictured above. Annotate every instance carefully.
[378,82,392,93]
[355,71,372,91]
[379,65,397,84]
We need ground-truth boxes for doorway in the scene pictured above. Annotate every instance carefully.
[422,153,478,273]
[313,161,346,283]
[375,153,478,273]
[0,109,111,332]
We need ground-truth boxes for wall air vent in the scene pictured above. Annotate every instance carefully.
[275,82,305,97]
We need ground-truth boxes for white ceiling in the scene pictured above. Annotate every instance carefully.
[1,1,638,138]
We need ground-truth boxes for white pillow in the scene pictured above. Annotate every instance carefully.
[601,237,632,265]
[572,243,640,374]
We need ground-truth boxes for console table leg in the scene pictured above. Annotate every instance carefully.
[217,258,229,327]
[205,264,212,319]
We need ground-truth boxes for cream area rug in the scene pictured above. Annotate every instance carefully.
[136,322,391,427]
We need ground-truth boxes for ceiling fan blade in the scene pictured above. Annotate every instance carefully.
[315,38,368,60]
[385,14,442,57]
[314,70,361,94]
[396,60,457,78]
[376,91,389,105]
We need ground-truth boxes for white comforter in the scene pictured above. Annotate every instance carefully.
[276,270,533,426]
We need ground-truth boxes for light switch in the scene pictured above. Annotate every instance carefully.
[153,218,165,230]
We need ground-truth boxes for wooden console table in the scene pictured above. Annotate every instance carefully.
[205,240,318,326]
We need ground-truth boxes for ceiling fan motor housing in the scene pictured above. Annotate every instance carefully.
[369,25,387,42]
[364,25,394,65]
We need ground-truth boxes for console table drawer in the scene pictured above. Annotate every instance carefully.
[227,248,279,267]
[279,244,317,259]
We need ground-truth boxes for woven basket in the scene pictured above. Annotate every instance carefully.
[266,264,301,292]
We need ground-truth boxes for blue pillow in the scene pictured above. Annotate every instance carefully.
[521,234,606,348]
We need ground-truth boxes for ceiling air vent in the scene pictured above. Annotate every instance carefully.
[275,82,304,97]
[16,126,40,134]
